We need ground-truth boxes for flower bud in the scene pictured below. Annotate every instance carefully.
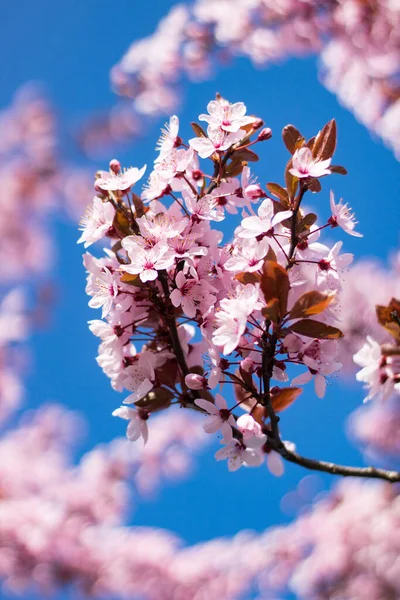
[185,373,206,390]
[240,357,255,373]
[252,118,264,130]
[109,159,121,174]
[257,127,272,142]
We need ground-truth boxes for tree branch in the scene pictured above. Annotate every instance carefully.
[274,444,400,482]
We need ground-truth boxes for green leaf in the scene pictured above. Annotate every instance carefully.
[289,291,335,319]
[289,319,343,339]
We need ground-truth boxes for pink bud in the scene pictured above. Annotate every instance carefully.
[240,357,255,373]
[109,159,121,174]
[257,128,272,142]
[252,118,264,130]
[237,414,262,437]
[244,184,266,200]
[185,373,206,390]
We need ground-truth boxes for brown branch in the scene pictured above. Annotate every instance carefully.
[274,444,400,483]
[258,182,400,483]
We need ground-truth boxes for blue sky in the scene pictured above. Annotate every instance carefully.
[2,1,400,598]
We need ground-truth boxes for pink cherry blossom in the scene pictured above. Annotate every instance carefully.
[215,439,263,471]
[96,165,146,192]
[354,336,400,402]
[123,352,157,404]
[170,271,201,318]
[212,284,262,355]
[198,98,256,133]
[329,190,363,237]
[112,406,149,444]
[78,196,116,248]
[88,267,119,318]
[121,239,175,282]
[189,128,245,159]
[155,115,180,161]
[224,238,269,272]
[238,199,292,239]
[290,147,332,179]
[194,393,235,442]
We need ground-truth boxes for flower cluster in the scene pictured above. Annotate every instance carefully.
[83,0,400,159]
[80,96,370,475]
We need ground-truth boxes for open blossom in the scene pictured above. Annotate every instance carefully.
[354,336,400,402]
[155,115,180,161]
[213,284,262,355]
[198,99,257,132]
[121,239,175,282]
[238,199,291,239]
[329,190,362,237]
[316,241,353,291]
[290,147,332,179]
[292,340,342,398]
[224,238,269,272]
[194,394,235,442]
[215,439,263,471]
[78,196,116,248]
[88,267,119,318]
[189,127,245,159]
[112,406,149,444]
[170,271,201,318]
[96,165,146,192]
[123,352,157,404]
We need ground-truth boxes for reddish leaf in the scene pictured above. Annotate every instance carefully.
[190,122,207,137]
[113,209,132,237]
[135,388,173,412]
[312,119,337,161]
[298,213,317,233]
[289,319,343,339]
[289,291,335,319]
[282,125,303,154]
[308,178,322,193]
[235,272,261,285]
[376,299,400,342]
[120,272,143,287]
[261,298,280,323]
[271,387,302,412]
[266,182,290,207]
[233,148,259,162]
[330,165,347,175]
[132,193,146,218]
[261,261,290,322]
[264,246,277,264]
[285,159,298,202]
